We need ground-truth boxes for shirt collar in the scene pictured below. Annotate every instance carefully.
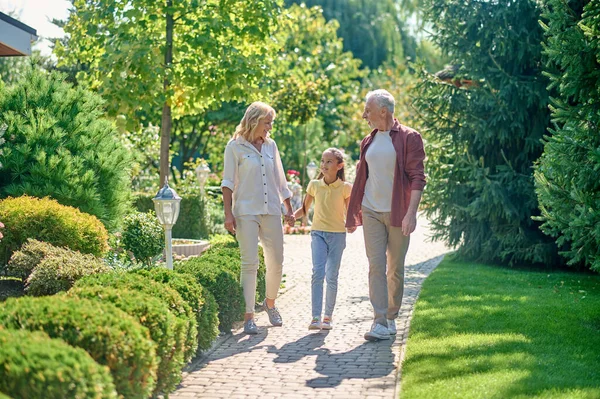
[320,178,343,188]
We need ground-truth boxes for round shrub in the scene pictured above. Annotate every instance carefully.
[0,196,109,265]
[134,268,219,352]
[6,239,64,280]
[0,328,118,399]
[74,272,197,360]
[176,258,244,332]
[122,211,164,266]
[0,68,132,231]
[26,250,109,296]
[68,286,183,396]
[0,296,158,399]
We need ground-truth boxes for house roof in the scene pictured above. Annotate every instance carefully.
[0,11,38,57]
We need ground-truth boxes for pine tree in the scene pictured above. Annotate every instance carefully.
[414,0,558,265]
[0,69,132,231]
[534,0,600,271]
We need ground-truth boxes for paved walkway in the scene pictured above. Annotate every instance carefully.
[171,216,451,399]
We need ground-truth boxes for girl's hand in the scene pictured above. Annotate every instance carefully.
[346,226,357,234]
[224,213,236,235]
[284,211,295,227]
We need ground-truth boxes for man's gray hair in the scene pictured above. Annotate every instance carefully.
[366,89,395,113]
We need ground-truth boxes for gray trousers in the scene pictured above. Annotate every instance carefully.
[362,206,410,327]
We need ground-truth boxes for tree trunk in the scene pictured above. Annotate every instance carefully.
[159,0,174,187]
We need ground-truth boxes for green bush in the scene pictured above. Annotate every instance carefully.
[534,0,600,272]
[74,272,197,360]
[0,196,109,265]
[176,257,244,332]
[0,68,132,231]
[6,239,64,280]
[26,250,109,296]
[133,268,219,352]
[0,328,118,399]
[134,191,208,239]
[122,211,164,266]
[205,235,266,303]
[68,286,183,396]
[0,296,157,398]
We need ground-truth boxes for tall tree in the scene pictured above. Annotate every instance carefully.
[414,0,558,265]
[55,0,282,185]
[534,0,600,272]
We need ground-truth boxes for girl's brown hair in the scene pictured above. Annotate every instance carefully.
[315,147,346,182]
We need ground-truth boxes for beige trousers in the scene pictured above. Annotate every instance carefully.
[236,214,284,313]
[362,206,410,327]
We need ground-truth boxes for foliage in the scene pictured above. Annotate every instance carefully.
[133,267,219,352]
[68,286,183,396]
[6,239,64,280]
[400,258,600,398]
[0,328,118,399]
[0,69,132,230]
[74,271,197,361]
[0,277,23,303]
[176,257,244,332]
[134,192,209,239]
[284,0,417,69]
[122,211,164,266]
[0,296,158,398]
[534,0,600,272]
[0,196,109,266]
[26,251,108,297]
[413,0,558,265]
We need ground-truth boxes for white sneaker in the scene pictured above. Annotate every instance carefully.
[364,323,391,341]
[387,319,397,335]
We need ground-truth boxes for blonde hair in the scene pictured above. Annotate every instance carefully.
[233,102,276,142]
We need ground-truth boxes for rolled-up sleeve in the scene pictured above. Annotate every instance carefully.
[406,133,426,191]
[221,142,237,192]
[274,142,292,201]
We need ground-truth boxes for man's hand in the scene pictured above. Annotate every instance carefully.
[224,213,236,235]
[346,226,357,234]
[284,211,295,227]
[401,212,417,236]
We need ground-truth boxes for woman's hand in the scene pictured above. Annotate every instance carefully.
[284,211,295,227]
[224,213,236,235]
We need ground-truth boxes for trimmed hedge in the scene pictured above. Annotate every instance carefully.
[0,196,109,265]
[122,211,164,266]
[74,272,197,360]
[133,268,219,352]
[6,239,64,280]
[26,250,109,296]
[0,296,157,399]
[176,257,244,332]
[0,328,118,399]
[68,286,183,396]
[133,191,208,239]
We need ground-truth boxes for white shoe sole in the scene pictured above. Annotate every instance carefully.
[364,332,390,341]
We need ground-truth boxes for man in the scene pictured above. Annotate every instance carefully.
[346,89,426,341]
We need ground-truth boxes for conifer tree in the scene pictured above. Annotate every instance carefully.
[535,0,600,271]
[414,0,558,265]
[0,69,132,231]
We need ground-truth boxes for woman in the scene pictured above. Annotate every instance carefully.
[221,102,295,334]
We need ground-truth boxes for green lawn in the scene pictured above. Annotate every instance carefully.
[400,257,600,399]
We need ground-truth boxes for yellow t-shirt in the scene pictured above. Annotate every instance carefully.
[307,178,352,233]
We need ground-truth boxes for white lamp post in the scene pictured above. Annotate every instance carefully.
[195,163,211,193]
[153,178,181,270]
[306,161,318,180]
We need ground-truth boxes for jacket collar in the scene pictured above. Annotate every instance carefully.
[369,118,401,138]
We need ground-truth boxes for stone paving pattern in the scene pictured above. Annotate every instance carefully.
[171,215,451,398]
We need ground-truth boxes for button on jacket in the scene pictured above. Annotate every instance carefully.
[346,119,427,228]
[221,136,292,217]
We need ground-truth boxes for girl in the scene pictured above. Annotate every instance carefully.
[294,148,352,330]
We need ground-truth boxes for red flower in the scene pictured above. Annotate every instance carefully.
[286,169,300,176]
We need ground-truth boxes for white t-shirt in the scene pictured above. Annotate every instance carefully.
[362,131,396,212]
[221,136,292,217]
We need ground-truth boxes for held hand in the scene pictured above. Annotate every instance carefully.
[346,226,357,234]
[224,214,236,235]
[284,212,295,227]
[402,212,417,236]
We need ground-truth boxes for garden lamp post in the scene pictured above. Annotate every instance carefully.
[306,161,318,180]
[195,163,211,193]
[153,178,181,270]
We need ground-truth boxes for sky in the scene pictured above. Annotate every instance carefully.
[0,0,70,57]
